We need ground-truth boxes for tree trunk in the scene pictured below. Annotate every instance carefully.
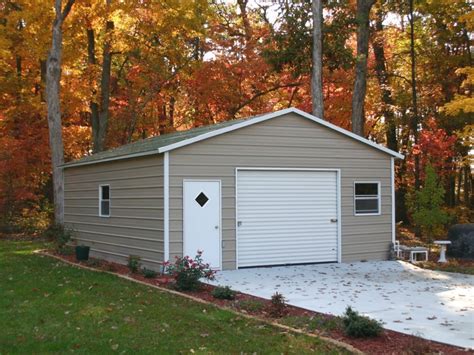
[311,0,324,119]
[169,96,176,128]
[96,18,114,152]
[351,0,375,136]
[46,0,75,225]
[87,28,100,151]
[465,164,472,207]
[408,0,420,192]
[396,128,411,224]
[159,104,167,135]
[40,59,47,102]
[456,167,462,205]
[237,0,252,41]
[372,7,397,151]
[88,6,114,153]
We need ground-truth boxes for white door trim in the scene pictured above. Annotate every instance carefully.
[235,167,342,269]
[182,179,222,270]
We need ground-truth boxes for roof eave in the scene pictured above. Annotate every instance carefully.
[62,149,162,169]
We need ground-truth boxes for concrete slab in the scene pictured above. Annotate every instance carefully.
[209,261,474,349]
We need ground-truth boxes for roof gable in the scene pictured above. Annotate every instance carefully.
[156,108,403,158]
[64,108,403,168]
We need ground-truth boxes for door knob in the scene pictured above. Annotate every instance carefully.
[215,225,219,229]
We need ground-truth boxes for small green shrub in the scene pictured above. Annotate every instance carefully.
[212,286,236,300]
[58,245,75,256]
[44,224,73,251]
[127,255,141,273]
[142,268,158,278]
[104,263,117,272]
[269,292,287,317]
[342,306,382,338]
[84,259,103,268]
[238,300,265,313]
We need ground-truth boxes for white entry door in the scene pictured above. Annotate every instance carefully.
[237,170,339,268]
[183,180,221,269]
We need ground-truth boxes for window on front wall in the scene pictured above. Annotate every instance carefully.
[354,182,380,215]
[99,185,110,217]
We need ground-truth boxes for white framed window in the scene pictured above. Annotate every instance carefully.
[99,185,110,217]
[354,182,380,216]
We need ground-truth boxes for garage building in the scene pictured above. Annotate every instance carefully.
[63,108,403,270]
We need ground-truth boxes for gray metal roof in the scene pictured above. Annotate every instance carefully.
[63,117,248,167]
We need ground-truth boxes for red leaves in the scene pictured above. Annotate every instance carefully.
[407,118,457,182]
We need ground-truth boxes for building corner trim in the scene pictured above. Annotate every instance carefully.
[391,157,396,244]
[164,151,170,262]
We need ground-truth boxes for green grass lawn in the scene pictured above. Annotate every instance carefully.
[0,239,348,354]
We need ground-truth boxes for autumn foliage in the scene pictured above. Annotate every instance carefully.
[0,0,472,231]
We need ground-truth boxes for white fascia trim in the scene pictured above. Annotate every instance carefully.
[63,149,161,168]
[157,107,404,159]
[163,151,170,262]
[391,157,396,244]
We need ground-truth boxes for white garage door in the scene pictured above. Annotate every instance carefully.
[236,170,339,267]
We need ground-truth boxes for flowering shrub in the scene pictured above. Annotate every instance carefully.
[163,250,216,291]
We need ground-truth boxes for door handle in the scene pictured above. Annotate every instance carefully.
[215,225,219,230]
[237,221,242,227]
[330,218,338,223]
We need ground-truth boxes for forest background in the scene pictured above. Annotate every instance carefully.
[0,0,472,235]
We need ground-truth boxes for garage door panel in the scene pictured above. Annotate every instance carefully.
[239,225,337,234]
[239,241,337,250]
[237,170,338,267]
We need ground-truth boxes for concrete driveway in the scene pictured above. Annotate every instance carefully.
[209,261,474,349]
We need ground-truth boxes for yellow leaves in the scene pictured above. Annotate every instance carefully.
[456,67,474,87]
[455,124,474,160]
[459,10,474,30]
[443,96,474,116]
[442,66,474,116]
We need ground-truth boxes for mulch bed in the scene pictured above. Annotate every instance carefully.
[50,251,471,355]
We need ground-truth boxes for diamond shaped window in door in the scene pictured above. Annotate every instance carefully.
[195,192,209,207]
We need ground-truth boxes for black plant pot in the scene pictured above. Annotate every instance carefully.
[75,245,90,261]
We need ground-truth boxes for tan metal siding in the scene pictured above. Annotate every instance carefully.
[169,112,393,269]
[64,155,164,270]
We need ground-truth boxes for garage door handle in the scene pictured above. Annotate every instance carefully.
[330,218,338,223]
[237,221,242,227]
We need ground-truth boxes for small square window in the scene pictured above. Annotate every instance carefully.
[354,182,380,215]
[99,185,110,217]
